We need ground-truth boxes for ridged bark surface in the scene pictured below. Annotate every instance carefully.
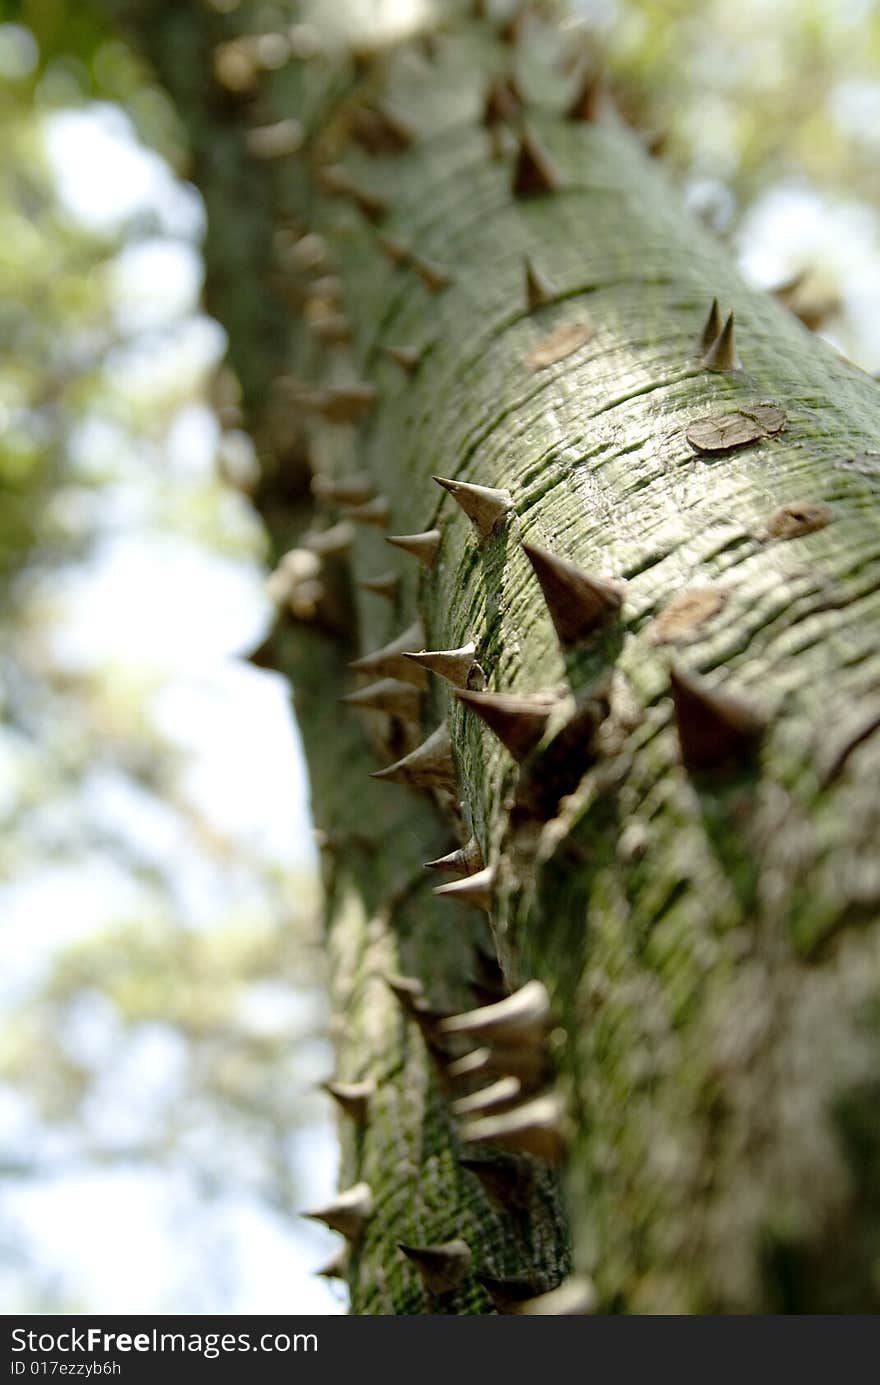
[106,0,880,1312]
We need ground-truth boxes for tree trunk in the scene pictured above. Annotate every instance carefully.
[105,0,880,1313]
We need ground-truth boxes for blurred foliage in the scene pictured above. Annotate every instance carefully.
[600,0,880,204]
[0,9,327,1312]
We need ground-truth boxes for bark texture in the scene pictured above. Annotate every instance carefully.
[106,0,880,1313]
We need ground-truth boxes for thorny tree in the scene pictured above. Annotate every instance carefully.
[100,0,880,1313]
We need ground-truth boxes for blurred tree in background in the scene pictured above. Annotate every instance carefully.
[0,13,331,1312]
[0,0,879,1313]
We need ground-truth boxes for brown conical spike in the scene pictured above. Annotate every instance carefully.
[371,722,456,790]
[411,255,451,294]
[513,128,565,198]
[303,1182,373,1240]
[498,6,528,45]
[449,1040,548,1089]
[459,1154,533,1209]
[341,678,421,719]
[424,835,484,876]
[385,973,425,1011]
[514,1276,597,1315]
[309,312,352,345]
[698,297,723,353]
[482,74,523,127]
[385,529,441,569]
[398,1240,472,1296]
[525,256,556,311]
[311,474,373,506]
[350,102,414,155]
[433,863,496,913]
[452,1076,522,1118]
[349,620,426,685]
[440,980,550,1048]
[358,571,398,601]
[404,642,477,689]
[475,1273,541,1313]
[299,383,377,424]
[567,64,604,122]
[460,1091,570,1162]
[322,1079,375,1124]
[447,1047,493,1081]
[702,310,740,371]
[315,1247,348,1280]
[433,476,513,540]
[384,344,422,374]
[318,165,387,221]
[455,688,556,761]
[669,665,764,775]
[304,522,355,557]
[377,231,411,267]
[340,496,390,527]
[522,541,624,647]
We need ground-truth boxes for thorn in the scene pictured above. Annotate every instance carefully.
[698,297,722,353]
[404,642,477,689]
[398,1240,472,1296]
[385,529,441,569]
[669,665,764,775]
[350,102,414,154]
[376,231,410,267]
[349,620,426,685]
[452,1076,522,1117]
[371,722,457,790]
[303,1182,373,1240]
[341,678,422,719]
[447,1047,493,1080]
[433,863,496,913]
[459,1155,533,1208]
[309,312,352,345]
[314,1247,348,1280]
[299,383,377,424]
[514,1276,597,1315]
[472,943,508,1001]
[455,688,556,761]
[358,571,398,601]
[433,476,513,540]
[522,541,624,647]
[448,1040,548,1088]
[567,63,604,122]
[512,128,565,198]
[474,1273,541,1313]
[488,123,515,161]
[439,980,550,1047]
[482,74,523,127]
[340,496,390,527]
[772,268,807,303]
[525,255,556,311]
[304,522,355,557]
[318,165,387,221]
[322,1079,375,1123]
[498,6,527,45]
[311,474,374,506]
[424,834,484,875]
[459,1091,570,1162]
[411,254,452,294]
[384,344,423,374]
[702,310,740,371]
[385,973,425,1010]
[408,999,456,1048]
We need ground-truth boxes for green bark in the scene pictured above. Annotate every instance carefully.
[104,0,880,1313]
